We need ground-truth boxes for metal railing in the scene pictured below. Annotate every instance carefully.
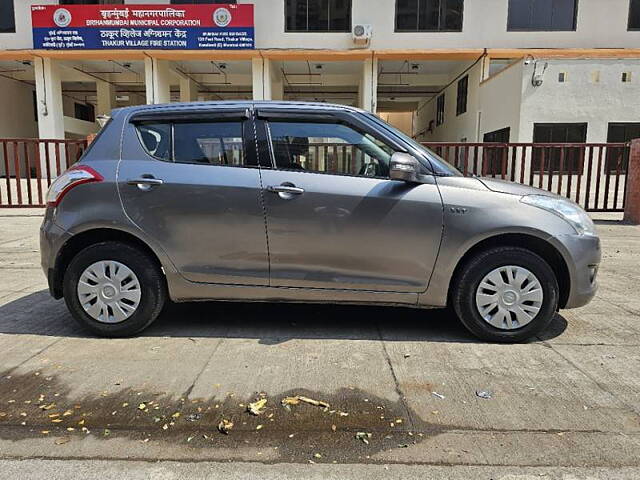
[424,142,630,212]
[0,138,631,212]
[0,139,88,208]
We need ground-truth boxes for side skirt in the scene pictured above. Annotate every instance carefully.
[166,272,425,307]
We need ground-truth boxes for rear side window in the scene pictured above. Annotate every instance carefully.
[134,119,252,166]
[137,122,172,161]
[174,122,244,165]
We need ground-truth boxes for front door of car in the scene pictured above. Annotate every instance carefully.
[256,110,443,293]
[117,109,269,286]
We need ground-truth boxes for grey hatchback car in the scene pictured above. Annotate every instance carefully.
[40,101,600,341]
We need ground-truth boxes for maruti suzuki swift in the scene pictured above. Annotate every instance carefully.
[40,101,600,341]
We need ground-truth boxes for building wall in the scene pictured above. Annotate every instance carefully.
[0,76,37,139]
[2,0,640,50]
[378,111,413,136]
[243,0,640,50]
[0,0,57,50]
[0,0,161,50]
[478,61,524,142]
[414,60,483,142]
[415,58,640,144]
[518,59,640,143]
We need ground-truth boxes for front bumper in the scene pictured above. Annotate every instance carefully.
[550,233,601,309]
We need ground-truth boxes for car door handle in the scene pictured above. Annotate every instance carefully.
[266,185,305,195]
[127,176,163,191]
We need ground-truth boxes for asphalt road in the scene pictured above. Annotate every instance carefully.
[0,210,639,479]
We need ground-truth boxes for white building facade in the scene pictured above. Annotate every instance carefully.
[0,0,639,145]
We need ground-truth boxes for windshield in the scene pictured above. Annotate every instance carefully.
[365,113,462,176]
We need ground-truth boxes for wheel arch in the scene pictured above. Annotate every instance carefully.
[448,233,571,309]
[51,228,166,299]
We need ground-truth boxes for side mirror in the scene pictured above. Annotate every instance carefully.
[390,152,421,183]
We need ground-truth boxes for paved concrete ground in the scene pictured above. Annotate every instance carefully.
[0,209,639,479]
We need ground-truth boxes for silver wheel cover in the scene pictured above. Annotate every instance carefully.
[475,265,544,330]
[77,260,142,324]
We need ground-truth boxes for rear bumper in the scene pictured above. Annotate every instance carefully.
[40,213,69,299]
[550,233,601,309]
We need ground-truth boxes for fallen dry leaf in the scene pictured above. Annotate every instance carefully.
[248,398,268,416]
[218,418,233,434]
[54,437,70,445]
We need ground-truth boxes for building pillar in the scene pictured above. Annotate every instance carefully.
[270,60,284,101]
[179,77,198,103]
[480,54,491,81]
[144,57,171,105]
[34,57,64,140]
[252,57,273,101]
[360,57,378,112]
[624,139,640,224]
[96,80,115,117]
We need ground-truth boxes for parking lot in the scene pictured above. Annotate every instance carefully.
[0,209,639,478]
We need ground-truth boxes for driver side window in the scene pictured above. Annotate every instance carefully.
[266,121,394,178]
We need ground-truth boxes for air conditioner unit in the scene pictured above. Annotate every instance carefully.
[352,24,372,46]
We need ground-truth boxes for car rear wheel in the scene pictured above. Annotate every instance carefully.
[452,246,559,343]
[63,241,166,337]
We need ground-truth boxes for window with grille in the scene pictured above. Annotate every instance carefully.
[629,0,640,30]
[456,75,468,116]
[507,0,577,31]
[532,123,587,174]
[0,0,16,33]
[436,94,445,126]
[395,0,463,31]
[285,0,351,32]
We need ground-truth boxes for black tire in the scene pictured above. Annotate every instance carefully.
[63,241,167,337]
[451,246,559,343]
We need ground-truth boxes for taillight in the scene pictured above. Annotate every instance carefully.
[46,165,103,207]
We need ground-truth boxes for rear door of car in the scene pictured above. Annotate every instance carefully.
[117,107,270,286]
[255,108,444,293]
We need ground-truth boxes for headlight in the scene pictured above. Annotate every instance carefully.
[521,194,597,236]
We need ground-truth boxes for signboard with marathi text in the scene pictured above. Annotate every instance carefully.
[31,4,254,50]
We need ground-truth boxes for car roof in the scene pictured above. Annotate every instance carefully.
[113,100,367,117]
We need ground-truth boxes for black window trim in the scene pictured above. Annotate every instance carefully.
[394,0,465,33]
[506,0,579,32]
[261,110,403,180]
[284,0,352,33]
[629,0,640,30]
[131,110,261,168]
[130,108,249,123]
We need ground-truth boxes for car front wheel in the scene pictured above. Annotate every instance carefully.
[452,246,559,343]
[63,241,166,337]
